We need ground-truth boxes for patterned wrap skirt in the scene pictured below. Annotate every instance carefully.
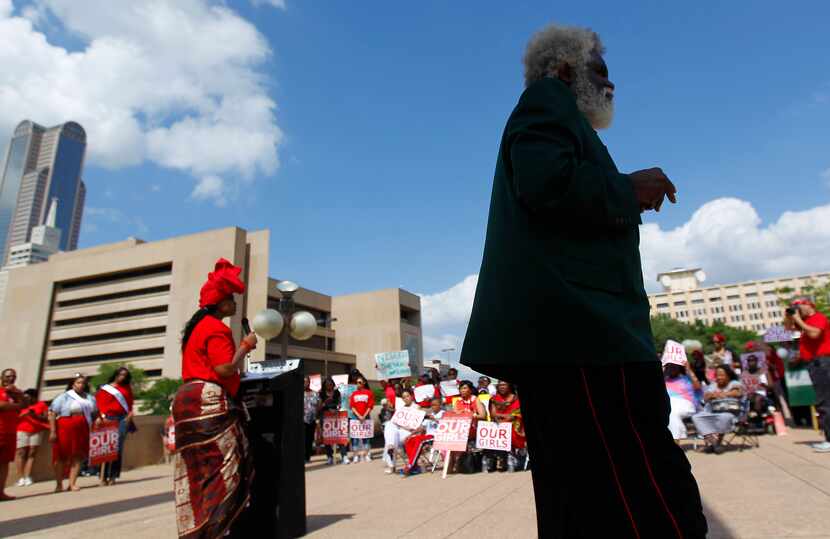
[172,380,254,539]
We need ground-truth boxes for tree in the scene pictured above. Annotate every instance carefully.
[650,315,758,354]
[777,279,830,319]
[139,378,183,415]
[90,363,148,394]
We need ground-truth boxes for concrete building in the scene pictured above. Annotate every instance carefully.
[0,227,422,398]
[648,267,830,333]
[0,120,86,265]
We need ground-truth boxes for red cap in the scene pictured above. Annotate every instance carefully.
[792,298,815,308]
[744,341,757,351]
[199,258,245,308]
[712,333,726,344]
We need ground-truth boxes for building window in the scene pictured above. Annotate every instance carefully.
[746,292,758,297]
[674,301,687,306]
[691,299,704,304]
[656,303,669,308]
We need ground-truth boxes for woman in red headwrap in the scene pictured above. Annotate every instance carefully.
[172,259,258,539]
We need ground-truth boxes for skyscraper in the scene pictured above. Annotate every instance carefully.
[0,120,86,264]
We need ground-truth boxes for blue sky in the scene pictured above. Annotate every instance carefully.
[2,0,829,360]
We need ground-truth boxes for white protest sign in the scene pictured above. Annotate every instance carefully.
[331,374,349,387]
[475,421,512,452]
[349,419,374,439]
[765,325,794,343]
[440,381,459,398]
[309,374,322,392]
[391,406,426,431]
[413,384,435,403]
[661,340,687,366]
[375,350,411,380]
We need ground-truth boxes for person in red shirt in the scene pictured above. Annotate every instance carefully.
[348,376,375,463]
[172,258,258,538]
[95,367,136,486]
[14,389,48,487]
[0,368,25,501]
[785,298,830,452]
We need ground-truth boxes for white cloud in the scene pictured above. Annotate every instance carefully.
[419,198,830,361]
[85,206,148,235]
[251,0,286,8]
[0,0,282,200]
[190,175,228,207]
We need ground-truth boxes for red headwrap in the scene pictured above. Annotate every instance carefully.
[199,258,245,308]
[712,333,726,344]
[744,341,757,351]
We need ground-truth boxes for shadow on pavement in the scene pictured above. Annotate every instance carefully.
[2,492,173,536]
[703,501,736,539]
[307,513,354,533]
[6,475,170,502]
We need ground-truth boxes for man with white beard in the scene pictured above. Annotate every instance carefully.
[460,24,707,537]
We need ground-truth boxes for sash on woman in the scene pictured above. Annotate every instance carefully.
[172,381,254,539]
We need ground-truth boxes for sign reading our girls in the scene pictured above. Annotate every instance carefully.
[661,339,687,366]
[432,412,472,452]
[89,422,120,466]
[391,407,426,431]
[475,421,512,452]
[322,411,349,446]
[349,419,374,439]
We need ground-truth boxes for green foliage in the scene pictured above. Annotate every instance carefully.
[89,363,147,394]
[650,315,759,354]
[138,378,183,415]
[371,387,386,404]
[777,279,830,318]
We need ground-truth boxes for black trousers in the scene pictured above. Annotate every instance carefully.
[513,362,707,538]
[808,357,830,442]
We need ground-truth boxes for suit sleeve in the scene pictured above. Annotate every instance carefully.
[508,96,641,226]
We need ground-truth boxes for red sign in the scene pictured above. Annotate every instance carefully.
[432,412,472,452]
[322,411,349,445]
[89,421,120,466]
[349,419,374,439]
[475,421,512,451]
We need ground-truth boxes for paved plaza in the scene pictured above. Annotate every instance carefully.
[2,428,830,538]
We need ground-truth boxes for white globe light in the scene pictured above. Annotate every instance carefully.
[252,309,284,340]
[276,280,299,294]
[694,270,707,283]
[682,339,703,353]
[776,347,789,360]
[660,275,672,288]
[290,310,317,341]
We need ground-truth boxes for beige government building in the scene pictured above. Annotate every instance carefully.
[0,227,423,399]
[648,267,830,333]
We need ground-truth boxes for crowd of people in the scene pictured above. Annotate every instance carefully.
[303,366,527,477]
[0,366,136,500]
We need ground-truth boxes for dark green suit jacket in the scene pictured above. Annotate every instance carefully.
[460,77,656,372]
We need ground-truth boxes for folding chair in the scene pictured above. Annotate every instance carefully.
[722,398,760,451]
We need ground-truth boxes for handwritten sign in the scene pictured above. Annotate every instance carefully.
[476,421,512,451]
[765,325,794,343]
[432,412,472,452]
[661,339,687,366]
[375,350,411,380]
[331,374,349,387]
[740,352,767,373]
[309,374,322,392]
[391,406,426,431]
[349,419,374,439]
[414,384,435,403]
[440,381,459,398]
[321,410,349,445]
[89,421,120,466]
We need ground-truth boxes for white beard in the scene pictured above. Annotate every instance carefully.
[572,69,614,130]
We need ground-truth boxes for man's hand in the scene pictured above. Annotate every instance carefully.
[629,168,677,212]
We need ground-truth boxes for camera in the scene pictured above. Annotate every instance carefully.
[785,307,796,316]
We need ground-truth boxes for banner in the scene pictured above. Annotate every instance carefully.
[322,411,349,445]
[375,350,412,380]
[391,406,426,431]
[661,340,687,366]
[475,421,512,452]
[440,380,459,398]
[309,374,322,392]
[764,325,794,343]
[349,419,374,439]
[785,363,816,407]
[331,374,349,387]
[432,412,472,452]
[740,352,767,373]
[340,384,358,413]
[89,421,120,466]
[413,384,435,403]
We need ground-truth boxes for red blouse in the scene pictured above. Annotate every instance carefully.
[95,383,135,417]
[182,315,240,396]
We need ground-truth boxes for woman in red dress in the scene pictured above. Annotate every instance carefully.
[172,258,257,539]
[48,375,100,492]
[489,381,526,472]
[95,367,135,486]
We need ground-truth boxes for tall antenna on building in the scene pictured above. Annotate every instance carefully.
[46,197,58,227]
